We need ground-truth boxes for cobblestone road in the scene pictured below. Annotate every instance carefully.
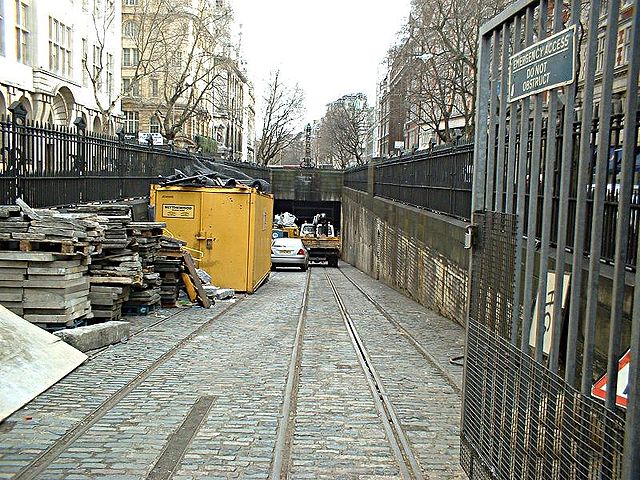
[1,263,465,479]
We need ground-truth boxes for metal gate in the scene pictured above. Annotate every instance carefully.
[462,1,639,479]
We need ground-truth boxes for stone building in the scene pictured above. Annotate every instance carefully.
[120,0,255,160]
[0,0,122,131]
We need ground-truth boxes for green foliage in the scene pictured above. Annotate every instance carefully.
[194,135,218,154]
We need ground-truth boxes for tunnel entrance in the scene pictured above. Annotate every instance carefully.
[274,200,342,232]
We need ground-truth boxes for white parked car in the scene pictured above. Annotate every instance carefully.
[271,238,309,271]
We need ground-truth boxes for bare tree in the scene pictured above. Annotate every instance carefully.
[150,0,234,141]
[396,0,511,142]
[319,94,370,168]
[257,70,305,166]
[87,0,235,139]
[87,0,172,132]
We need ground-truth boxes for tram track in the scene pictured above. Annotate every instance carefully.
[335,267,462,396]
[87,306,194,359]
[12,299,244,480]
[325,269,425,480]
[269,269,311,480]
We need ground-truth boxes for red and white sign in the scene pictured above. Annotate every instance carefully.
[591,349,630,409]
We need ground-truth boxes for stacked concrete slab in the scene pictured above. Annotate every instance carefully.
[155,236,185,307]
[0,204,102,327]
[122,222,165,314]
[63,205,140,321]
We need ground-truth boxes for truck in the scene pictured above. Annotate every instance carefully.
[300,214,341,267]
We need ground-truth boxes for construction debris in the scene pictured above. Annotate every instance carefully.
[0,200,216,332]
[0,205,100,328]
[62,204,138,321]
[155,236,185,307]
[54,320,131,352]
[122,222,165,315]
[0,305,87,422]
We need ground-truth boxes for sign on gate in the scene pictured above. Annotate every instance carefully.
[592,349,631,409]
[529,271,570,355]
[508,25,577,102]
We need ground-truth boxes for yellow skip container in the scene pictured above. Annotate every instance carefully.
[150,184,274,293]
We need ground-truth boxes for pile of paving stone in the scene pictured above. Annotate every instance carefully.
[0,202,100,327]
[63,204,142,321]
[122,222,166,314]
[155,236,185,307]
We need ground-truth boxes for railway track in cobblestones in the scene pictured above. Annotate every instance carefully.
[12,300,243,480]
[88,307,191,359]
[336,268,462,396]
[269,270,311,480]
[325,270,425,480]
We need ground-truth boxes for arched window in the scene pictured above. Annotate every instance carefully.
[123,21,138,38]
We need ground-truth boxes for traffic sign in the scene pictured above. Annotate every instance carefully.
[591,349,630,409]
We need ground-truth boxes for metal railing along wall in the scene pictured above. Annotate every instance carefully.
[343,164,368,193]
[373,143,474,220]
[0,116,269,207]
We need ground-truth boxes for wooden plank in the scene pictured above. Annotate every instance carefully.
[181,252,211,308]
[181,272,197,302]
[89,276,134,285]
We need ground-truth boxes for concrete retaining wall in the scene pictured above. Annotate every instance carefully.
[341,187,469,326]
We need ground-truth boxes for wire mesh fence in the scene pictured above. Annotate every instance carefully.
[465,0,639,478]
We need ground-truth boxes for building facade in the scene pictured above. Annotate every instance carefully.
[121,0,255,160]
[0,0,122,131]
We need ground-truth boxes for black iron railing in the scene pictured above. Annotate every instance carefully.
[343,164,368,193]
[0,116,269,207]
[373,143,474,220]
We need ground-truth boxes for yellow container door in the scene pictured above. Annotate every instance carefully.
[200,190,250,291]
[153,188,202,253]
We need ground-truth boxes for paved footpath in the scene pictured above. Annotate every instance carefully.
[1,263,466,479]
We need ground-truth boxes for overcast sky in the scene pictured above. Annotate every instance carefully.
[231,0,412,127]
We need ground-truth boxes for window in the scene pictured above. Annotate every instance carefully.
[149,116,160,133]
[93,45,102,91]
[122,48,139,67]
[122,78,139,96]
[15,0,30,65]
[106,53,113,98]
[124,0,138,5]
[123,21,138,38]
[615,26,632,68]
[151,78,159,97]
[81,38,88,86]
[595,35,606,73]
[123,111,139,133]
[49,17,73,77]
